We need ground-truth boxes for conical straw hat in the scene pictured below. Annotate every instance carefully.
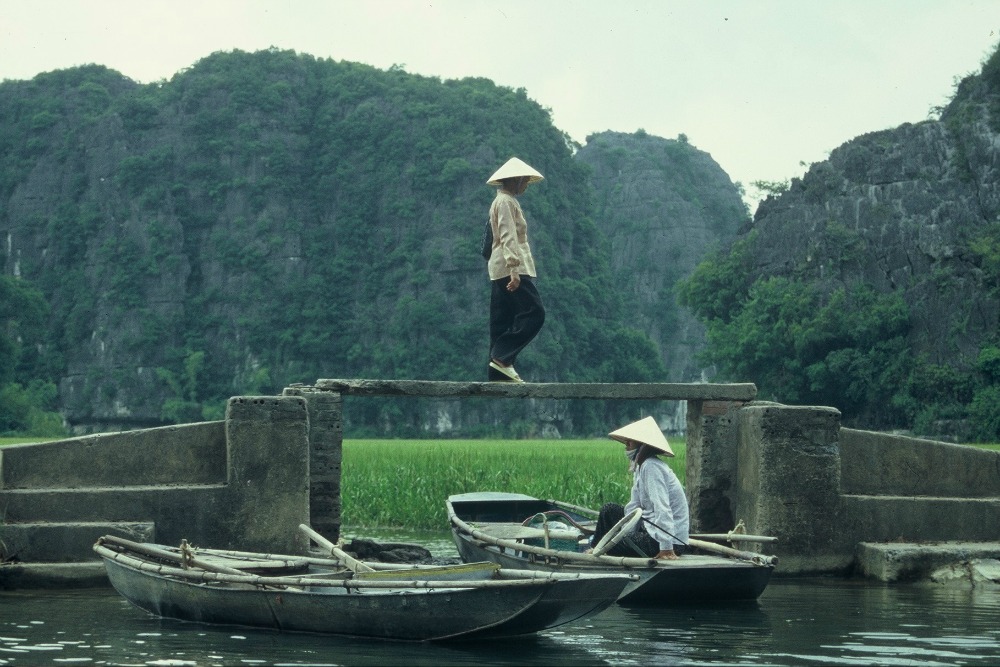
[486,157,544,186]
[608,416,674,456]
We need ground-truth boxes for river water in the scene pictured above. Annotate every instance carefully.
[2,529,998,666]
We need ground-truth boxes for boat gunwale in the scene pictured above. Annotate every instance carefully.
[446,494,776,570]
[94,542,635,590]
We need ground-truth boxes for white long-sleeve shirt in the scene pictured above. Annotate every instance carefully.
[487,189,537,281]
[625,456,690,551]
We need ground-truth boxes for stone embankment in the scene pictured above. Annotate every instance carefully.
[689,400,1000,586]
[3,381,998,589]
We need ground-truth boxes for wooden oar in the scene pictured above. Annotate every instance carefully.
[691,533,778,544]
[687,538,778,566]
[298,524,375,572]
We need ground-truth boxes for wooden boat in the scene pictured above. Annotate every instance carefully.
[93,525,635,642]
[447,492,777,604]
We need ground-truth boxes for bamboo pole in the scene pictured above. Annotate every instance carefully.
[690,533,778,544]
[448,506,659,568]
[448,503,777,568]
[298,524,376,572]
[196,547,453,572]
[552,499,778,550]
[687,538,778,566]
[93,543,561,590]
[550,499,599,519]
[97,535,250,576]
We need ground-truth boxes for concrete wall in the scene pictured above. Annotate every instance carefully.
[9,378,995,584]
[839,428,1000,497]
[685,400,746,533]
[1,421,227,488]
[687,401,1000,575]
[734,404,850,573]
[282,388,343,541]
[0,395,312,580]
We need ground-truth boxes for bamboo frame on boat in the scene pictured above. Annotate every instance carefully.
[299,524,374,572]
[93,543,587,590]
[449,508,657,568]
[448,505,777,567]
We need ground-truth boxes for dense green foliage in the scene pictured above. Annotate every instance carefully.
[680,227,1000,439]
[0,276,64,435]
[341,438,684,529]
[679,242,914,426]
[576,130,748,385]
[4,44,998,440]
[676,43,1000,440]
[0,49,667,435]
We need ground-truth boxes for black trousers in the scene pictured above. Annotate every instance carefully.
[590,502,689,557]
[489,275,545,368]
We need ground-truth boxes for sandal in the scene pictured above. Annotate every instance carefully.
[489,361,524,382]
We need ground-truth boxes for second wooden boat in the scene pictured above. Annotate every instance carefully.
[447,492,776,604]
[94,526,634,642]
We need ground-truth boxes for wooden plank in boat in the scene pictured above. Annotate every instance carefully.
[195,554,312,572]
[471,523,583,542]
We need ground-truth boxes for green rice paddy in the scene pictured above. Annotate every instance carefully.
[341,438,685,529]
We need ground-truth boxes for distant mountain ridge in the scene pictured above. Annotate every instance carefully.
[679,43,1000,438]
[577,131,748,386]
[0,49,745,435]
[6,44,994,439]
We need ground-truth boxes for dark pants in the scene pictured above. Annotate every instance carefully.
[489,275,545,368]
[590,502,688,557]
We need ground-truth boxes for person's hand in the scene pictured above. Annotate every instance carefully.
[655,549,679,560]
[507,272,521,292]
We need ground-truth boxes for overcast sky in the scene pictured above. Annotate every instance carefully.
[2,0,998,208]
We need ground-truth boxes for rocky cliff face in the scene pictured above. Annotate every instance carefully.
[1,53,749,434]
[746,72,1000,371]
[576,131,749,384]
[7,46,998,436]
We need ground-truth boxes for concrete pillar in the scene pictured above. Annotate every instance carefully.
[685,400,747,533]
[735,403,848,574]
[224,396,310,553]
[284,389,343,542]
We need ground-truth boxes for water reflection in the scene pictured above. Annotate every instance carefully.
[2,531,999,666]
[528,578,1000,667]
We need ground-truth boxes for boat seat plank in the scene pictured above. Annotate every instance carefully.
[194,555,311,572]
[355,562,501,581]
[470,522,584,542]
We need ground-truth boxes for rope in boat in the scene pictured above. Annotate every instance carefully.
[728,520,747,541]
[179,539,196,570]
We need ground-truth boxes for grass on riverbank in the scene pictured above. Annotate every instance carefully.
[0,437,62,446]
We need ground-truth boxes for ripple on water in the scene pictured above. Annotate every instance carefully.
[1,564,999,666]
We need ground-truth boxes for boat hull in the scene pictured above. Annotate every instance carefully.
[447,492,774,604]
[452,530,771,603]
[104,558,545,640]
[98,541,630,641]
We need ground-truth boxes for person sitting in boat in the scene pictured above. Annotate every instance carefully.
[589,416,690,560]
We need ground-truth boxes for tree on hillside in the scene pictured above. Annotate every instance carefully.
[0,49,671,436]
[0,276,64,435]
[678,247,914,428]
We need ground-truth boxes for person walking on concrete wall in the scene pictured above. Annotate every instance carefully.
[589,416,690,559]
[485,156,546,383]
